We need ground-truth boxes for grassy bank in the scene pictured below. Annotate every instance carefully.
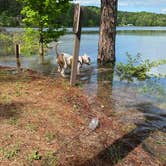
[0,66,163,165]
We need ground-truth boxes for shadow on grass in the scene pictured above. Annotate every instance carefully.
[0,102,24,119]
[81,103,166,166]
[0,67,41,83]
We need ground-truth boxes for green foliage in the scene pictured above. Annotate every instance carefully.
[82,6,100,27]
[0,144,20,159]
[0,0,21,27]
[21,28,39,55]
[18,0,71,56]
[116,53,166,82]
[1,1,166,27]
[0,33,12,43]
[0,11,15,26]
[28,150,41,161]
[108,143,123,165]
[18,0,71,57]
[118,11,166,26]
[0,32,14,55]
[0,0,22,17]
[1,29,39,56]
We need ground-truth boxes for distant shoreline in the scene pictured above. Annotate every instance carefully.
[2,26,166,33]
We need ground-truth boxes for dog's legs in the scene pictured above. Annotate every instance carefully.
[57,65,61,72]
[63,56,68,70]
[62,56,68,77]
[77,63,81,75]
[60,68,66,77]
[56,58,61,72]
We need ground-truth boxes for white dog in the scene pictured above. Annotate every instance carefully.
[55,43,91,77]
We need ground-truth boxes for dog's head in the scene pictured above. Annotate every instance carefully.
[81,54,91,65]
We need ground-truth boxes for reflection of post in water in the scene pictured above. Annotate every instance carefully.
[97,63,115,112]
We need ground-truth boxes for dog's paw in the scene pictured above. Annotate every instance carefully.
[61,73,67,78]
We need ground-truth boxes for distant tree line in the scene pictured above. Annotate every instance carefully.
[0,0,22,26]
[0,0,166,27]
[118,11,166,26]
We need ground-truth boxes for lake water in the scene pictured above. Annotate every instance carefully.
[0,27,166,163]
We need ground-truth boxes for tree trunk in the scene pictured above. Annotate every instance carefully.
[98,0,118,64]
[39,33,44,64]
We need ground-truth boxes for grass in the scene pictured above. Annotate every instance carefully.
[41,151,58,166]
[121,124,136,133]
[0,93,11,104]
[27,150,41,162]
[76,82,83,88]
[14,82,24,97]
[108,143,123,165]
[0,67,163,165]
[7,117,19,125]
[0,144,20,159]
[26,123,38,132]
[3,133,14,141]
[156,141,166,145]
[45,132,55,143]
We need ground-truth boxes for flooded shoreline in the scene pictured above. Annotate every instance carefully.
[0,27,166,163]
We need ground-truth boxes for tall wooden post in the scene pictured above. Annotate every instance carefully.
[15,44,21,71]
[70,4,82,86]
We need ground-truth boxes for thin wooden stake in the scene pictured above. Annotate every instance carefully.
[15,44,21,71]
[70,4,82,86]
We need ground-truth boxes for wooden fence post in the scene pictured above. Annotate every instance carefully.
[15,44,21,71]
[70,4,82,86]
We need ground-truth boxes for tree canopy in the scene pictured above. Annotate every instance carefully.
[17,0,70,59]
[1,1,166,27]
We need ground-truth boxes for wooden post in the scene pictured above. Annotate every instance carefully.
[15,44,21,71]
[70,4,82,86]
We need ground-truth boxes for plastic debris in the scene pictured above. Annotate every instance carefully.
[89,118,100,130]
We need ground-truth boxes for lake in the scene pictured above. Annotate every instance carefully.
[0,26,166,162]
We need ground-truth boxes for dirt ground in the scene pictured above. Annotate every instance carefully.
[0,66,163,166]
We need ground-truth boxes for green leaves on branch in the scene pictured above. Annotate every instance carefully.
[21,28,39,56]
[1,29,39,56]
[116,53,166,82]
[17,0,71,56]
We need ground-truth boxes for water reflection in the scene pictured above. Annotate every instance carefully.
[83,102,166,165]
[96,63,115,114]
[28,57,56,75]
[0,41,14,56]
[81,61,166,163]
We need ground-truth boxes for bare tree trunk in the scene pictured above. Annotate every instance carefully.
[98,0,118,64]
[39,33,44,64]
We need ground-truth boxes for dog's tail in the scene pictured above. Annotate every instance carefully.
[55,42,59,57]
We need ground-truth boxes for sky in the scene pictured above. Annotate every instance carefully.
[73,0,166,14]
